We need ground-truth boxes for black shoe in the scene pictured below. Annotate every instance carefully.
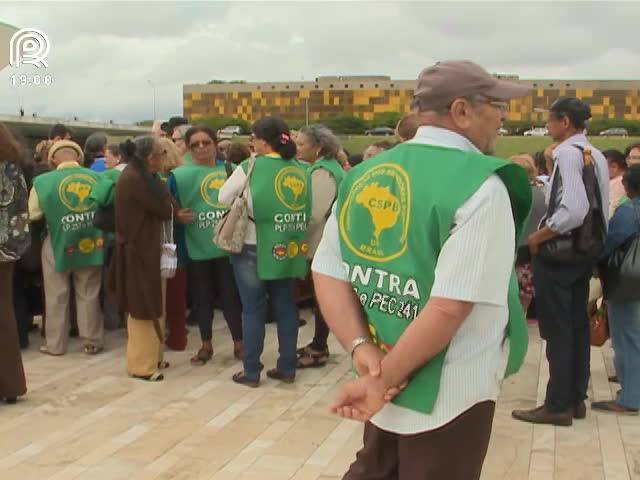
[5,397,17,405]
[574,401,587,419]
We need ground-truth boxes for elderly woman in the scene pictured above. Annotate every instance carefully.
[168,125,243,364]
[294,124,345,368]
[30,139,105,356]
[109,136,188,381]
[0,123,30,404]
[155,137,189,351]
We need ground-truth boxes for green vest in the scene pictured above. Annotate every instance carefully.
[173,164,229,260]
[337,143,532,414]
[247,155,310,280]
[308,157,345,194]
[89,168,121,207]
[33,167,105,273]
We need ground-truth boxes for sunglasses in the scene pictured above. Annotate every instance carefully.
[190,140,214,149]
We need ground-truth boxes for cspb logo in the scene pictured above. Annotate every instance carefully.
[10,28,50,68]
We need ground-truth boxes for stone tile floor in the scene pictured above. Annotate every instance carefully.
[1,310,638,480]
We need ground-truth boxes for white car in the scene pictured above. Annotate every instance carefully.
[217,125,243,139]
[523,127,548,137]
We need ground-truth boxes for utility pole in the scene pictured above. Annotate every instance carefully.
[147,80,157,120]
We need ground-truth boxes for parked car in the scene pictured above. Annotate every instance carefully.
[599,128,628,137]
[498,127,509,136]
[365,127,395,136]
[217,125,243,138]
[523,127,548,137]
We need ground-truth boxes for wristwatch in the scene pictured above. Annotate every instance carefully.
[350,335,371,357]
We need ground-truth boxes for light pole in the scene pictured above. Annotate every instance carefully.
[305,97,309,127]
[147,80,157,120]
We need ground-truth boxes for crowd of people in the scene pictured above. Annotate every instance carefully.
[1,59,640,479]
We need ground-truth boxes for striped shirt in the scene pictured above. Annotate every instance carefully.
[545,133,609,234]
[312,126,515,433]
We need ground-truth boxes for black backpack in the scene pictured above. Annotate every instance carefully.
[538,145,607,265]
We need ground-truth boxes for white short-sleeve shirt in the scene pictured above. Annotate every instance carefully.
[312,126,516,434]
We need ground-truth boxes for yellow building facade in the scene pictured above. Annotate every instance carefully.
[183,76,640,124]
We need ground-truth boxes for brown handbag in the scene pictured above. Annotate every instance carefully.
[589,298,609,347]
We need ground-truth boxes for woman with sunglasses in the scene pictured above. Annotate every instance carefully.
[219,117,309,387]
[168,125,243,363]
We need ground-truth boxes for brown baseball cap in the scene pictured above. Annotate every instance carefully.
[412,60,530,111]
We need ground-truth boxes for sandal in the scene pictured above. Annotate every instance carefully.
[83,344,104,355]
[296,344,329,356]
[190,347,213,366]
[266,368,295,384]
[39,345,64,356]
[296,350,329,369]
[232,371,259,388]
[131,372,164,382]
[158,360,170,369]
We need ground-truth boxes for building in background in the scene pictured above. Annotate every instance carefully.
[183,75,640,125]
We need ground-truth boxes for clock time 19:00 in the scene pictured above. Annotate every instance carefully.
[10,74,53,87]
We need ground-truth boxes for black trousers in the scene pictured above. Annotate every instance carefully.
[190,258,243,342]
[12,266,33,348]
[310,274,330,351]
[532,256,592,413]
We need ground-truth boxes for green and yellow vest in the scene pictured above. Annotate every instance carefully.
[33,167,105,272]
[245,154,310,280]
[337,143,532,414]
[172,163,229,260]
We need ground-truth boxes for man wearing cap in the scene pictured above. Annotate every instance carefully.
[29,140,105,356]
[311,60,532,479]
[513,98,609,426]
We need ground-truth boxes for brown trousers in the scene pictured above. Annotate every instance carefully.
[344,401,496,480]
[0,262,27,399]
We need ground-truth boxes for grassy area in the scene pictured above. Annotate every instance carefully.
[109,134,639,160]
[340,135,640,159]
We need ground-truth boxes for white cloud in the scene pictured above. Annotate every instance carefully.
[1,1,639,123]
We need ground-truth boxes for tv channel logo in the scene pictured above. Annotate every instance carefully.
[10,28,50,68]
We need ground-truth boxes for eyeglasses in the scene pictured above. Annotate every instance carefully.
[483,99,510,112]
[189,140,213,149]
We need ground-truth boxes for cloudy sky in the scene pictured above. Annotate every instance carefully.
[1,1,639,124]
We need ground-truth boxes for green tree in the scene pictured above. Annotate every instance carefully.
[368,112,402,129]
[321,115,368,134]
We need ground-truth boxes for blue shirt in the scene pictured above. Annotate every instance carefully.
[90,157,106,173]
[604,198,640,258]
